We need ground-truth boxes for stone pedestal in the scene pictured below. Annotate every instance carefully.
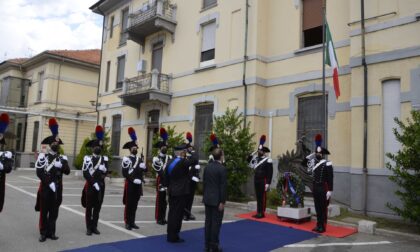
[277,206,312,222]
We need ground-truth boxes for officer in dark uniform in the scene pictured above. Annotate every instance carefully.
[164,143,198,243]
[0,113,13,213]
[208,133,220,163]
[152,127,171,225]
[122,127,147,230]
[82,125,109,236]
[247,135,273,219]
[184,132,201,221]
[35,118,68,242]
[305,134,333,233]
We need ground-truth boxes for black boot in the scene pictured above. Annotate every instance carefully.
[39,235,47,242]
[49,234,59,240]
[131,223,139,229]
[125,224,132,230]
[86,229,92,236]
[92,228,100,235]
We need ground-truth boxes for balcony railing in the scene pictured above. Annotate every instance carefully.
[127,0,177,46]
[120,70,171,109]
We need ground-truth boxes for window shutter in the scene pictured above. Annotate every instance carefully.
[201,22,216,52]
[117,56,126,88]
[112,115,122,156]
[303,0,322,31]
[383,80,401,164]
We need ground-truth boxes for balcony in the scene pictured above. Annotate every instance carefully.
[127,0,177,46]
[120,70,172,109]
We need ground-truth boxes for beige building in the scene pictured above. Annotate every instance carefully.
[90,0,420,217]
[0,49,100,167]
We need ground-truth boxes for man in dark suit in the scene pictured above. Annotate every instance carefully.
[164,143,198,243]
[203,147,227,252]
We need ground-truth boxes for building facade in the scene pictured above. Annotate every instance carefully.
[0,50,100,167]
[90,0,420,217]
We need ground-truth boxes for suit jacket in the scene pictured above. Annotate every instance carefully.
[164,153,198,197]
[203,161,227,207]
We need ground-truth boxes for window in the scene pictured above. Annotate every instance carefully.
[203,0,217,9]
[109,16,114,38]
[105,61,111,92]
[302,0,323,47]
[120,8,129,45]
[383,80,401,165]
[297,95,327,151]
[37,72,44,102]
[200,21,216,65]
[194,103,214,159]
[102,116,107,128]
[111,115,121,156]
[116,56,126,89]
[32,121,39,152]
[16,123,23,151]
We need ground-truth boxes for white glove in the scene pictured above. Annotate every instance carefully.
[0,162,3,170]
[49,182,56,192]
[99,164,107,172]
[192,176,199,182]
[265,184,269,191]
[4,151,12,159]
[54,160,63,168]
[139,163,146,170]
[61,155,68,161]
[133,179,142,185]
[194,164,200,170]
[326,191,332,200]
[93,182,100,191]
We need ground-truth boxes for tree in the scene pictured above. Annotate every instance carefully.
[74,131,113,170]
[386,110,420,225]
[205,107,255,201]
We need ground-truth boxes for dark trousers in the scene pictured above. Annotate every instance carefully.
[85,184,105,231]
[184,181,197,217]
[205,204,224,250]
[155,177,167,222]
[167,195,187,242]
[155,190,167,221]
[39,186,58,236]
[254,180,267,215]
[124,182,141,225]
[313,183,328,229]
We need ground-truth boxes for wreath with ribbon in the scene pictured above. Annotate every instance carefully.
[276,172,305,208]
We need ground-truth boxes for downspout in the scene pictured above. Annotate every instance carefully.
[242,0,249,128]
[54,57,64,117]
[95,6,106,125]
[268,111,273,152]
[73,112,80,159]
[361,0,368,216]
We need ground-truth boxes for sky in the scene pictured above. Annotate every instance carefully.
[0,0,103,61]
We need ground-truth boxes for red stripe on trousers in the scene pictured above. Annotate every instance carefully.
[333,68,340,98]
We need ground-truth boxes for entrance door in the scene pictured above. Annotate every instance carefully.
[297,95,327,151]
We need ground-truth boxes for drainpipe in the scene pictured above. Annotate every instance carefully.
[361,0,368,216]
[73,112,80,159]
[242,0,249,128]
[268,111,273,152]
[95,6,106,125]
[54,58,64,117]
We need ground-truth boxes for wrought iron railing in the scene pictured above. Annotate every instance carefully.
[123,73,170,95]
[129,0,175,28]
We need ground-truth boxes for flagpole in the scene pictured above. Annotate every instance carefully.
[322,0,327,146]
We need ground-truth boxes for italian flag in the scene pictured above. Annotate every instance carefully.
[325,22,340,99]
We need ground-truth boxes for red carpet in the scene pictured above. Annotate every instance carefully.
[236,212,357,238]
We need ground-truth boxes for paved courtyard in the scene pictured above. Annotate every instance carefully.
[0,170,419,251]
